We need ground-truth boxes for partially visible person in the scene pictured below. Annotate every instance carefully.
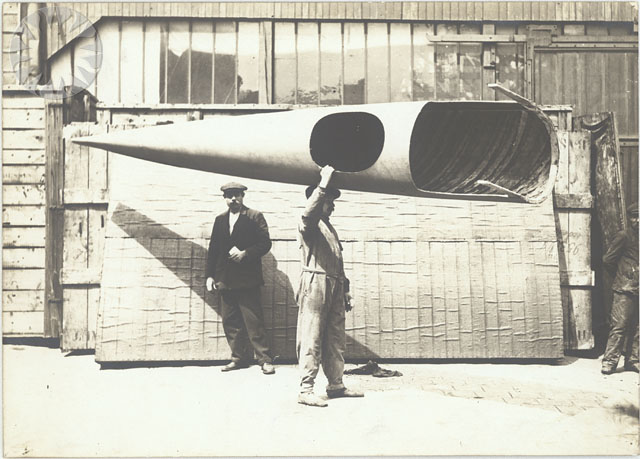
[601,203,639,375]
[206,182,275,375]
[295,165,363,407]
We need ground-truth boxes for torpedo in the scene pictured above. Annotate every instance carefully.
[73,97,559,203]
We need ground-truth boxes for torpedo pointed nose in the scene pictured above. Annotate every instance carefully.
[71,135,111,149]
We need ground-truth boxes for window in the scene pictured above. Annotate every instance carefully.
[159,20,262,104]
[144,20,526,106]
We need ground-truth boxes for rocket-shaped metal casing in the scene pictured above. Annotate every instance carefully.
[73,100,559,203]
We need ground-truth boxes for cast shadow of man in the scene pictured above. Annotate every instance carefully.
[110,203,378,363]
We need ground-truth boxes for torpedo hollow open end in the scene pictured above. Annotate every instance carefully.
[309,112,385,172]
[409,102,553,199]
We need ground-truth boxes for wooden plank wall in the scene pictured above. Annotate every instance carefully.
[534,47,638,207]
[2,91,47,335]
[95,137,564,362]
[554,130,594,350]
[59,124,109,350]
[2,3,20,86]
[43,2,638,62]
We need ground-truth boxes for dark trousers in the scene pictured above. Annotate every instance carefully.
[603,292,639,366]
[221,288,272,365]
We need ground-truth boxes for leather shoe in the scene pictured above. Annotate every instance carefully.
[624,361,639,373]
[601,363,617,375]
[326,388,364,399]
[221,361,247,372]
[298,392,328,407]
[262,362,275,375]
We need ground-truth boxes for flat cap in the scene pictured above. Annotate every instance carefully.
[220,182,247,192]
[305,185,341,199]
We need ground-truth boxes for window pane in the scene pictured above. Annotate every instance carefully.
[274,22,296,104]
[344,23,365,104]
[412,24,435,100]
[496,43,525,101]
[436,43,459,99]
[320,23,342,105]
[298,23,319,104]
[159,23,167,102]
[167,21,189,103]
[191,21,213,104]
[459,43,482,100]
[237,22,259,104]
[390,23,411,101]
[144,22,161,104]
[366,23,389,103]
[121,22,143,103]
[214,21,236,104]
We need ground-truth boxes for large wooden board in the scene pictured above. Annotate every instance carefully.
[95,150,563,362]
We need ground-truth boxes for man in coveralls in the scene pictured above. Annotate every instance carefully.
[296,165,364,407]
[601,203,639,375]
[206,182,275,375]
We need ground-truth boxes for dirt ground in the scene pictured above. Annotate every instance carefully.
[3,342,639,457]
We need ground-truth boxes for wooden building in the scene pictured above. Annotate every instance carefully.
[2,2,637,361]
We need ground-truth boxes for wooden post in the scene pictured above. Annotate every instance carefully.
[44,99,64,338]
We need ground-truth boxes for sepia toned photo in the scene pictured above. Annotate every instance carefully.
[2,1,639,456]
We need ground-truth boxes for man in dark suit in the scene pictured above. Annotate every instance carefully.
[205,182,275,374]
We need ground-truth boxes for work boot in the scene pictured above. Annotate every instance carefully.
[601,362,617,375]
[624,361,639,373]
[298,392,328,407]
[221,361,247,372]
[326,388,364,399]
[262,362,275,375]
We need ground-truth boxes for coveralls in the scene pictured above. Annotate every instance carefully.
[296,187,349,394]
[602,226,639,368]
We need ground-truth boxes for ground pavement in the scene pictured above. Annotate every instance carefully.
[3,343,638,456]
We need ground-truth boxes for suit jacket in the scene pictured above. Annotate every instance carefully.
[206,205,272,290]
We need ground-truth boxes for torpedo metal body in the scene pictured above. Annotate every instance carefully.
[73,99,559,203]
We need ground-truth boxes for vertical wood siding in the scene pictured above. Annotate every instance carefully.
[535,49,638,206]
[95,143,563,362]
[59,124,110,350]
[2,92,47,335]
[40,2,638,64]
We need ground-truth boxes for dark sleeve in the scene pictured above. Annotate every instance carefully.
[244,211,272,260]
[205,219,219,278]
[603,231,627,274]
[299,187,327,238]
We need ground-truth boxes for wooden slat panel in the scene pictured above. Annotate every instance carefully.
[3,247,46,268]
[2,129,45,149]
[62,288,89,350]
[3,149,46,165]
[3,227,46,247]
[3,290,45,312]
[3,205,46,227]
[430,242,447,357]
[3,184,45,205]
[2,95,46,110]
[3,311,44,335]
[3,268,45,290]
[2,108,45,129]
[2,164,45,184]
